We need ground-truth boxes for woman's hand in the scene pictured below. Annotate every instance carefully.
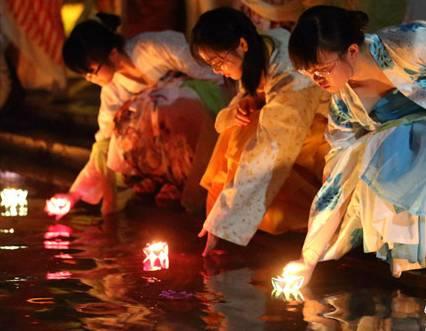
[282,259,316,288]
[234,94,264,126]
[198,228,220,257]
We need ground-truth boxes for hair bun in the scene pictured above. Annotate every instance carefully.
[348,10,369,32]
[96,12,121,32]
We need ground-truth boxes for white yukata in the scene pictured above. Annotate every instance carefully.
[70,31,220,212]
[201,28,330,245]
[301,21,426,276]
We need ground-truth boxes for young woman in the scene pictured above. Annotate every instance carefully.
[284,5,426,285]
[49,13,225,216]
[190,7,330,256]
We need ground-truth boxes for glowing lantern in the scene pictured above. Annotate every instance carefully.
[45,197,71,218]
[0,188,28,217]
[271,265,305,301]
[143,242,169,271]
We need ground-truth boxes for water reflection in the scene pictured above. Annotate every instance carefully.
[201,267,266,330]
[1,165,426,330]
[64,215,154,330]
[44,224,72,239]
[0,228,14,234]
[0,245,27,250]
[46,271,72,280]
[302,289,426,331]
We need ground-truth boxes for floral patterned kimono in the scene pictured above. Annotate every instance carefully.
[201,28,330,245]
[302,21,426,276]
[107,76,222,211]
[70,31,223,213]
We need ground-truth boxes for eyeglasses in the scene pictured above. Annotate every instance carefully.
[299,58,340,78]
[85,63,103,79]
[205,50,232,72]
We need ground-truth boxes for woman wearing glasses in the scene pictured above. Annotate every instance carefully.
[191,7,330,256]
[283,5,426,286]
[49,13,225,216]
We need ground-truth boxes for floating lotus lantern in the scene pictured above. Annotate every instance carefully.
[143,242,169,271]
[272,265,305,301]
[0,188,28,217]
[45,197,71,219]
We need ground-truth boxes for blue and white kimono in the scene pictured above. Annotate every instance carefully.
[302,21,426,277]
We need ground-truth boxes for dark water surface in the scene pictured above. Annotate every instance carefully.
[0,163,426,331]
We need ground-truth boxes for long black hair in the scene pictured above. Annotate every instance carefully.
[191,7,268,96]
[289,5,369,70]
[62,12,125,74]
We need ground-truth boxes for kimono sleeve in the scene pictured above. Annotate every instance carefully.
[325,96,365,151]
[203,83,321,246]
[94,86,122,141]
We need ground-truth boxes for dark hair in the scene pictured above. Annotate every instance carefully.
[289,5,369,70]
[191,7,268,96]
[62,12,125,74]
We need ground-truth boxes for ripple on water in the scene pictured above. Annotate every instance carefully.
[74,302,128,315]
[27,297,55,305]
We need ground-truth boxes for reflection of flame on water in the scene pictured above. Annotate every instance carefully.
[44,240,70,250]
[143,242,169,271]
[0,188,28,217]
[44,224,72,250]
[45,197,71,218]
[44,224,72,239]
[54,253,73,259]
[74,302,127,315]
[27,297,55,305]
[159,290,193,300]
[0,245,27,250]
[142,276,161,284]
[46,271,72,280]
[272,266,304,302]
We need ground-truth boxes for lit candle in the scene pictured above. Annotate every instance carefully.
[143,242,169,271]
[45,197,71,218]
